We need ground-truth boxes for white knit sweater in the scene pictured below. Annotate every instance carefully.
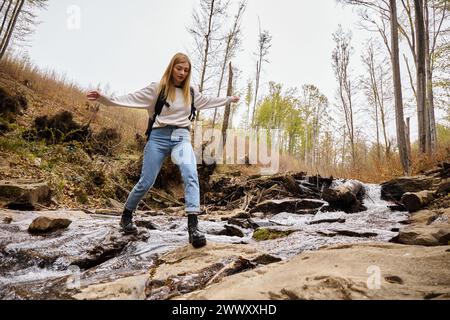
[97,82,232,129]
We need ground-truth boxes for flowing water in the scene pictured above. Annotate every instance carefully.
[0,183,409,299]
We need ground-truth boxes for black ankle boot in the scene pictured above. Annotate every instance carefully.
[120,208,137,234]
[187,214,206,248]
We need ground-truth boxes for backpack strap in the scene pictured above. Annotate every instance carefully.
[188,87,196,121]
[145,87,168,141]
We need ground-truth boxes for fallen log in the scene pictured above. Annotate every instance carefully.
[401,190,435,213]
[322,180,363,206]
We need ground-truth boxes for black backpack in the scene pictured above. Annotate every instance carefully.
[144,86,196,141]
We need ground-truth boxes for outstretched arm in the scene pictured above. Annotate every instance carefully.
[194,88,240,110]
[87,82,158,110]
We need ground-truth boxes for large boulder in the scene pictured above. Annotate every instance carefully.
[73,242,280,300]
[381,176,441,201]
[397,224,450,246]
[180,243,450,300]
[28,216,72,233]
[0,180,52,210]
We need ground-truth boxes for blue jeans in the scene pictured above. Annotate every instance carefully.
[124,126,200,214]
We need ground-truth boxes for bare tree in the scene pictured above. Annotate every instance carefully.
[0,0,25,59]
[0,0,48,59]
[394,0,446,153]
[188,0,229,120]
[424,0,448,152]
[361,40,394,159]
[251,19,272,127]
[212,0,246,127]
[390,0,410,175]
[332,25,357,167]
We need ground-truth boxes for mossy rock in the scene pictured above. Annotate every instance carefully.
[252,228,296,241]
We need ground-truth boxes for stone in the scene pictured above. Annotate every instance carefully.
[218,225,245,238]
[436,179,450,195]
[397,224,450,246]
[0,180,51,210]
[181,243,450,300]
[250,198,326,214]
[28,216,72,233]
[381,175,440,201]
[308,218,346,225]
[3,216,13,224]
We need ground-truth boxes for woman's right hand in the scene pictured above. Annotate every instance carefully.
[86,90,101,101]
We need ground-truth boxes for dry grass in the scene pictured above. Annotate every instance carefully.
[0,53,148,146]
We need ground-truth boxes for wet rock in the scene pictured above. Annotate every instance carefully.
[146,257,255,300]
[251,254,282,265]
[248,218,276,229]
[316,230,337,237]
[381,176,440,201]
[227,218,252,229]
[218,224,245,238]
[397,224,450,246]
[28,216,72,234]
[308,218,346,225]
[0,180,51,210]
[3,216,12,224]
[143,243,264,300]
[388,202,408,212]
[181,243,450,300]
[250,198,326,214]
[252,228,296,241]
[94,209,121,215]
[330,229,378,238]
[134,219,158,230]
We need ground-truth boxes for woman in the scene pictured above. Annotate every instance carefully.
[86,53,239,248]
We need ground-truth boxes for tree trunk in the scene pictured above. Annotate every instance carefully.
[401,190,435,212]
[0,0,24,60]
[406,117,412,159]
[0,0,13,40]
[390,0,410,175]
[424,0,436,153]
[414,0,428,154]
[379,69,391,159]
[221,62,233,148]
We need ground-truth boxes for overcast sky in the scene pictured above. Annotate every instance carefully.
[19,0,442,141]
[22,1,365,95]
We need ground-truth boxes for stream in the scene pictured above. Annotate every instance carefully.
[0,183,410,299]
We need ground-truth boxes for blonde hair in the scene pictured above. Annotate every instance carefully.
[158,53,192,105]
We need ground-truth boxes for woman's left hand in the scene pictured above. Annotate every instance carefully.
[230,96,240,103]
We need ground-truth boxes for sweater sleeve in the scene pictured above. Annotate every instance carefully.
[97,82,158,111]
[193,87,233,110]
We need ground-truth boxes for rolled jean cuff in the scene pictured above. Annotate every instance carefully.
[185,207,201,214]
